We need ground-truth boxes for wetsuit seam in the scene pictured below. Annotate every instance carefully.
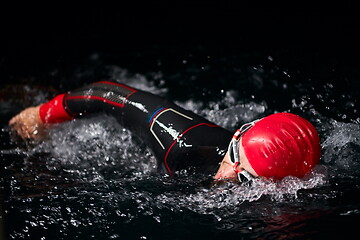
[124,90,137,102]
[66,82,138,110]
[62,92,77,118]
[148,107,167,125]
[163,123,218,173]
[66,95,126,108]
[94,81,137,92]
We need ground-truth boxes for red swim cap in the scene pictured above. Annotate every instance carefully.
[242,113,321,179]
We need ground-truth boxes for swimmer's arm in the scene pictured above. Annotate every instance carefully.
[9,80,150,140]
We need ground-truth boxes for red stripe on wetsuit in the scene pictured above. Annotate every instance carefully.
[39,81,137,124]
[163,123,218,173]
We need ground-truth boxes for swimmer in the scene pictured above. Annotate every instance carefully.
[8,81,321,183]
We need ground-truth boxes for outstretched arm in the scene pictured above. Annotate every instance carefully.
[8,80,136,140]
[8,81,160,141]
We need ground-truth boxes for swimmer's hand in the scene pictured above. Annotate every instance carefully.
[8,105,46,141]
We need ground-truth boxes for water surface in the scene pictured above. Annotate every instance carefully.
[1,50,360,239]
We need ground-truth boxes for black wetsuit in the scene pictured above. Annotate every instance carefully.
[63,81,233,174]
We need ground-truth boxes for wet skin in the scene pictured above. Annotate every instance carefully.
[214,138,258,182]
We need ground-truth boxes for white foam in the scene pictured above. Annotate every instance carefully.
[321,119,360,173]
[108,66,167,96]
[154,168,327,217]
[176,90,267,129]
[32,115,157,179]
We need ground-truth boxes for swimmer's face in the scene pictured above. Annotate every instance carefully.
[214,139,258,182]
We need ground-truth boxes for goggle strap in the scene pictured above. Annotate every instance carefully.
[232,139,240,163]
[232,129,242,140]
[233,119,261,141]
[233,161,240,173]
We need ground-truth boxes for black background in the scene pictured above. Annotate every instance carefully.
[1,1,360,88]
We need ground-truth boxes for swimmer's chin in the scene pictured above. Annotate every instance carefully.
[211,176,239,187]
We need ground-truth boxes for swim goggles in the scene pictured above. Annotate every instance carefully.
[228,119,260,183]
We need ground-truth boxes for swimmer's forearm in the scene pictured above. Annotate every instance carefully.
[27,81,140,126]
[9,80,164,140]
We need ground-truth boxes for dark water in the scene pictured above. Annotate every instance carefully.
[1,5,360,240]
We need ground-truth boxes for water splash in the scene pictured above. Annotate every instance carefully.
[4,68,327,203]
[30,115,158,181]
[108,66,167,96]
[321,119,360,176]
[2,65,344,240]
[176,90,267,129]
[154,169,327,218]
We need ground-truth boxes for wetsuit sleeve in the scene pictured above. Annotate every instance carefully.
[39,94,73,124]
[60,81,166,131]
[39,80,233,174]
[39,81,139,125]
[39,80,172,134]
